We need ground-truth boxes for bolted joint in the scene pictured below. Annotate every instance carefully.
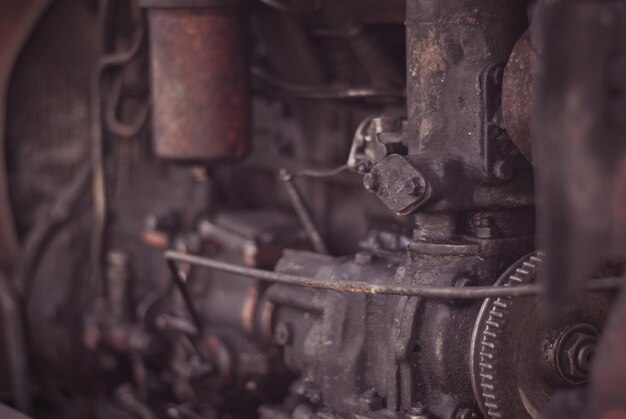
[366,155,432,215]
[405,403,429,419]
[402,177,425,197]
[554,324,599,385]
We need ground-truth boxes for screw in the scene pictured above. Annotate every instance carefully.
[493,160,513,181]
[363,172,379,191]
[274,322,292,346]
[402,177,424,196]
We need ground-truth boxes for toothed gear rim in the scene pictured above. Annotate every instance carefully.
[470,252,613,419]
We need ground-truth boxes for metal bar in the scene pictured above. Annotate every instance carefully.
[165,250,622,300]
[279,169,329,254]
[166,259,203,332]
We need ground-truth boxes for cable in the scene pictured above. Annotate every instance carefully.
[292,164,350,179]
[91,1,146,296]
[164,251,623,300]
[104,69,150,138]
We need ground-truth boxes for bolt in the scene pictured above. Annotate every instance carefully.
[493,160,513,181]
[406,403,429,419]
[363,172,379,191]
[274,322,292,346]
[577,343,595,371]
[455,407,479,419]
[562,333,597,379]
[402,177,424,196]
[555,324,598,384]
[474,214,494,239]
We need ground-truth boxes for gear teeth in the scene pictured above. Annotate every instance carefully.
[493,299,509,309]
[474,252,544,419]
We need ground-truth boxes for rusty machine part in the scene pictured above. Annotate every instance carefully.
[471,253,612,418]
[501,29,539,164]
[1,0,626,418]
[143,0,249,162]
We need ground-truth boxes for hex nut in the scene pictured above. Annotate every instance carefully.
[554,324,599,384]
[402,177,424,196]
[561,332,597,379]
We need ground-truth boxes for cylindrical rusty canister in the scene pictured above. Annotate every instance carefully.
[143,0,249,162]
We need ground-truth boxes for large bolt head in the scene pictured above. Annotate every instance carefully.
[555,324,598,384]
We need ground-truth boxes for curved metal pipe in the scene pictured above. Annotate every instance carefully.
[165,251,622,300]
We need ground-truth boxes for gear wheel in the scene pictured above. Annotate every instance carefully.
[470,253,613,418]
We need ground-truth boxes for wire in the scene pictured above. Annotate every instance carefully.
[164,251,623,300]
[166,259,203,333]
[105,73,150,138]
[90,1,146,296]
[292,164,350,179]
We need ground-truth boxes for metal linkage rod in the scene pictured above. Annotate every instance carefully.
[166,260,203,331]
[279,169,329,254]
[165,251,622,300]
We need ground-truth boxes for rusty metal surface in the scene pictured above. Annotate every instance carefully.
[0,0,53,269]
[147,6,249,162]
[502,30,539,163]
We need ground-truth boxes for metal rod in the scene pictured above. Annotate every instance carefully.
[279,169,329,254]
[165,251,622,299]
[293,164,350,179]
[166,260,203,332]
